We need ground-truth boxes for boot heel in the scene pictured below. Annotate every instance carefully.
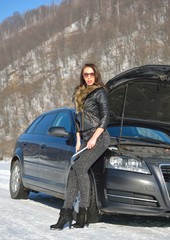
[64,219,72,229]
[68,220,72,229]
[50,208,73,230]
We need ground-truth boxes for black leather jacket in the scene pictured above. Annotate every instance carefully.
[75,88,110,133]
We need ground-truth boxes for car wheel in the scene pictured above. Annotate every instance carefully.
[87,174,102,223]
[9,160,30,199]
[72,174,101,223]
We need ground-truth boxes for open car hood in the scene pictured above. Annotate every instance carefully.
[106,65,170,132]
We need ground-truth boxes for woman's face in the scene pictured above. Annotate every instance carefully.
[82,67,96,86]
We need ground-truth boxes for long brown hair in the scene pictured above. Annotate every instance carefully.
[73,63,107,110]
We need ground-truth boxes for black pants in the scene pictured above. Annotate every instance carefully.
[63,130,110,209]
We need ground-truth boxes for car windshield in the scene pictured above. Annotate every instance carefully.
[107,126,170,144]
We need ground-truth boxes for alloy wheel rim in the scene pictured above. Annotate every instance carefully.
[11,165,20,192]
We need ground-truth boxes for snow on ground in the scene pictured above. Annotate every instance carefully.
[1,160,170,240]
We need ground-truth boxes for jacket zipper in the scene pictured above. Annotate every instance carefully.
[82,109,84,131]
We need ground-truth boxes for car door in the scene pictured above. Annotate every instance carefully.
[21,113,56,186]
[21,116,43,185]
[38,109,75,194]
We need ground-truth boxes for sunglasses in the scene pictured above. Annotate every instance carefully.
[83,72,95,78]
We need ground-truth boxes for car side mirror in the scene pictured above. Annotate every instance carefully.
[48,126,70,138]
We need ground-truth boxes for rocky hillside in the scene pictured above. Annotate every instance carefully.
[0,0,170,156]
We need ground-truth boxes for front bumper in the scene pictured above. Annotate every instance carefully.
[100,165,170,217]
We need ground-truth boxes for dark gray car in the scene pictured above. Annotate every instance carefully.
[10,65,170,223]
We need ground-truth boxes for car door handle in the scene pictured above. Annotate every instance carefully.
[40,144,46,149]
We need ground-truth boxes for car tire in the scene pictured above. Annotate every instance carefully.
[87,174,101,223]
[9,160,30,199]
[72,174,101,223]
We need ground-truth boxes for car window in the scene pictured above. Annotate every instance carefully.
[25,116,43,134]
[52,111,71,133]
[107,126,170,143]
[137,127,170,143]
[33,113,57,135]
[107,126,138,137]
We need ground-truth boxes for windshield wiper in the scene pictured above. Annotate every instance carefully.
[118,136,170,145]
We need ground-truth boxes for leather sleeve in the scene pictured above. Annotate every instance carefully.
[75,113,80,132]
[96,89,110,130]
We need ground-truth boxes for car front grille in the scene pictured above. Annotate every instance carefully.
[161,165,170,182]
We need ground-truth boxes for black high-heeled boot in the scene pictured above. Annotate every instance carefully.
[50,208,73,230]
[72,207,87,228]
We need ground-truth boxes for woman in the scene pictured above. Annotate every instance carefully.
[50,63,110,230]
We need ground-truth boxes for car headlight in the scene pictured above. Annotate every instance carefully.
[106,156,150,174]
